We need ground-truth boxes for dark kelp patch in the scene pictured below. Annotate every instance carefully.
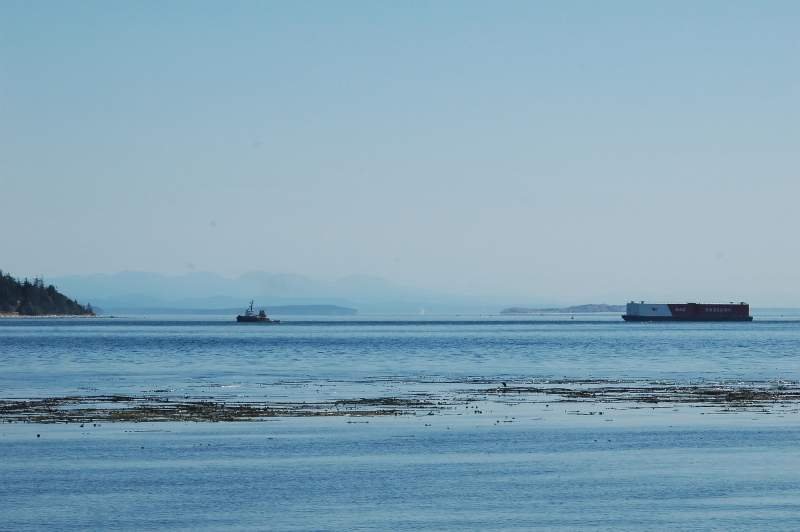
[479,382,800,406]
[0,395,436,423]
[4,381,800,423]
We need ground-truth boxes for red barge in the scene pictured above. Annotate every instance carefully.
[622,302,753,322]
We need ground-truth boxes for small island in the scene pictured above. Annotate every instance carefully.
[0,270,94,316]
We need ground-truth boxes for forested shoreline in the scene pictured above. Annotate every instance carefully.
[0,270,94,316]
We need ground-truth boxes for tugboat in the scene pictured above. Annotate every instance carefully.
[236,300,280,323]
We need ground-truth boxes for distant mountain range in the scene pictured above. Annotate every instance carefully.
[50,271,502,314]
[501,304,625,314]
[112,304,357,316]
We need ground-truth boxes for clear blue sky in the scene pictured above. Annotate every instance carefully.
[2,1,799,304]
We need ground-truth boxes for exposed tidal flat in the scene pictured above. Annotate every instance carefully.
[2,314,800,530]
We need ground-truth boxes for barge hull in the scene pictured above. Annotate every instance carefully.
[622,302,753,322]
[622,315,753,322]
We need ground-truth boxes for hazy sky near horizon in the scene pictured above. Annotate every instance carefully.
[2,1,799,304]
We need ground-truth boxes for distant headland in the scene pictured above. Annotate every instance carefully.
[501,304,624,314]
[0,270,94,317]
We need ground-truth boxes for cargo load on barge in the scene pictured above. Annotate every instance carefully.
[622,302,753,322]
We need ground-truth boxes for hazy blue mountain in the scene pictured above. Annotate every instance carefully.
[237,272,329,299]
[501,304,625,314]
[50,271,505,314]
[52,271,229,302]
[100,304,357,316]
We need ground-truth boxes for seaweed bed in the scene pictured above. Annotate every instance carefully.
[4,379,800,423]
[479,382,800,404]
[0,395,442,423]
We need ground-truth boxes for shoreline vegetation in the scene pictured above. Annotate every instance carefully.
[0,270,94,317]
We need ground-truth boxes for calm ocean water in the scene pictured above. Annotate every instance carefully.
[2,313,800,530]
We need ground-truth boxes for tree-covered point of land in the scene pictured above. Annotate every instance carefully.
[0,270,94,316]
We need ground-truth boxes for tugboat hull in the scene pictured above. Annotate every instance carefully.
[236,315,279,323]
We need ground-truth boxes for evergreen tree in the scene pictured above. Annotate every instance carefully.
[0,270,94,316]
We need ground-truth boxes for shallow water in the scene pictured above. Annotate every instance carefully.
[2,314,799,399]
[2,314,800,530]
[3,419,800,531]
